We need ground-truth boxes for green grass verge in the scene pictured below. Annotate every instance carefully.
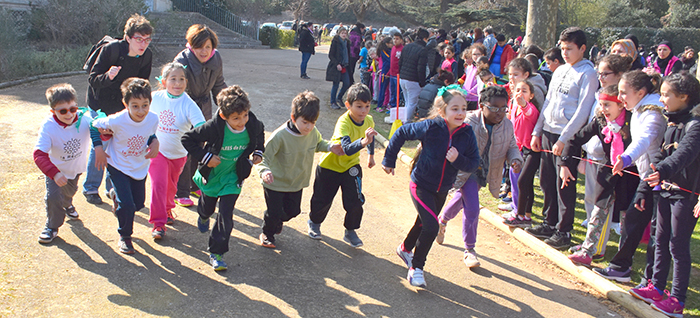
[373,121,700,316]
[0,46,90,83]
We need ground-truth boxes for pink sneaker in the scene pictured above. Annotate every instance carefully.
[568,252,592,266]
[629,282,664,304]
[651,296,684,318]
[191,190,202,198]
[174,197,194,207]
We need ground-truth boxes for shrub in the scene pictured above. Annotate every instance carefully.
[278,30,295,48]
[260,26,279,48]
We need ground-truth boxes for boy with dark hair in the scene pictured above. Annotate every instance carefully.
[91,78,159,254]
[257,91,344,248]
[83,13,154,205]
[308,83,377,247]
[528,27,598,249]
[34,84,93,243]
[182,85,265,270]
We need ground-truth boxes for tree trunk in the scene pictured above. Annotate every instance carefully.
[439,0,450,30]
[523,0,559,49]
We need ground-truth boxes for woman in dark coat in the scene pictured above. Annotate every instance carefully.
[171,24,228,207]
[299,21,315,79]
[326,27,350,109]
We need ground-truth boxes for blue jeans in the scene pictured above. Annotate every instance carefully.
[389,76,400,108]
[330,71,350,104]
[377,73,390,107]
[107,165,146,238]
[83,109,113,195]
[300,52,312,76]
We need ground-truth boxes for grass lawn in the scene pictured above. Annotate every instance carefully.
[374,122,700,316]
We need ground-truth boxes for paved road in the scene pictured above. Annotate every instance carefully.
[0,47,630,317]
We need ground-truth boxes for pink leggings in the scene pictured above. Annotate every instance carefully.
[148,153,187,227]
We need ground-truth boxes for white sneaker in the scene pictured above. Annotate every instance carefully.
[396,244,413,268]
[407,267,426,287]
[463,249,481,268]
[498,203,514,211]
[611,222,621,235]
[436,221,447,245]
[581,219,589,228]
[501,211,516,219]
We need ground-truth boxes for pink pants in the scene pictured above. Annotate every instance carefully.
[148,153,187,227]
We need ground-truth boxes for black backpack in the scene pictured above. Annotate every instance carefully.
[83,35,122,72]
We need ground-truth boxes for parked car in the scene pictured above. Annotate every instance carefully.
[329,24,342,37]
[279,21,294,30]
[260,22,277,29]
[382,26,401,36]
[322,23,336,35]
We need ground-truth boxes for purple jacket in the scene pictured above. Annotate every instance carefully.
[349,27,363,59]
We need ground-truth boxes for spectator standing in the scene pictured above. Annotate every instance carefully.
[299,21,316,80]
[398,28,430,121]
[482,26,497,57]
[348,23,367,85]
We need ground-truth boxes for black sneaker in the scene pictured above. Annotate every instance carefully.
[301,74,311,79]
[38,227,58,244]
[544,231,571,250]
[64,206,79,220]
[526,224,556,239]
[84,193,103,205]
[118,237,135,254]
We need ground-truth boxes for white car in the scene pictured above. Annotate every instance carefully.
[382,26,401,36]
[260,22,277,29]
[279,21,294,30]
[329,25,342,37]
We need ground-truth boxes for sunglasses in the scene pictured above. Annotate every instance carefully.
[53,106,79,115]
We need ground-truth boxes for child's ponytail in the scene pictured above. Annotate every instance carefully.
[621,70,661,95]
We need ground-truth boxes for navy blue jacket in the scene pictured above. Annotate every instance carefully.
[382,117,480,193]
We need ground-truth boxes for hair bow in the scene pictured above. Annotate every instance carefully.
[437,84,468,99]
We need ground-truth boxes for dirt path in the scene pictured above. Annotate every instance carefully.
[0,47,633,317]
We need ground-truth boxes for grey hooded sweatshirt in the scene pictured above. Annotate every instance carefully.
[533,59,598,144]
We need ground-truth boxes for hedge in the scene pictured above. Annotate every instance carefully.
[597,27,700,54]
[258,27,295,49]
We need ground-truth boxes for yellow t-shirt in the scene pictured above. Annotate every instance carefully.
[319,111,374,173]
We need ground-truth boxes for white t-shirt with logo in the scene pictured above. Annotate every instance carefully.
[35,112,93,179]
[150,90,206,160]
[92,110,159,180]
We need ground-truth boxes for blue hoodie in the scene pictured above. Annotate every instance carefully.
[382,117,480,193]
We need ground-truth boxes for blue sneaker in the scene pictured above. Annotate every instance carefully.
[210,253,227,271]
[343,229,363,247]
[407,267,427,287]
[593,266,631,283]
[197,216,210,233]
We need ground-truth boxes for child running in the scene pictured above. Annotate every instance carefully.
[91,78,159,254]
[383,85,480,287]
[34,84,93,243]
[181,85,265,271]
[628,73,700,318]
[147,62,206,239]
[436,85,522,268]
[308,83,376,247]
[503,80,540,228]
[257,91,344,248]
[562,84,633,266]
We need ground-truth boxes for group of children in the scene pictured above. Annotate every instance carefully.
[32,21,700,317]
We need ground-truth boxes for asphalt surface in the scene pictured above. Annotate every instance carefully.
[0,46,631,317]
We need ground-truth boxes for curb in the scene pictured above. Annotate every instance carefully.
[0,71,86,90]
[377,130,666,318]
[478,208,667,318]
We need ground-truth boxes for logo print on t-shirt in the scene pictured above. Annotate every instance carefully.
[123,135,146,156]
[61,138,82,161]
[160,110,176,127]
